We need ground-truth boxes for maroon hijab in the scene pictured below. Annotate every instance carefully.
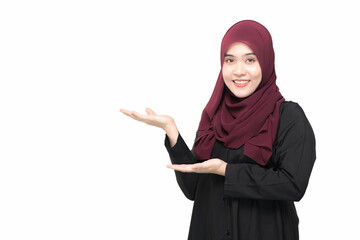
[193,20,285,166]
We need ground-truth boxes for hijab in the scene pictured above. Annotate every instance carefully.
[193,20,285,166]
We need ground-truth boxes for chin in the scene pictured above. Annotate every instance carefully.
[234,93,251,99]
[230,88,252,99]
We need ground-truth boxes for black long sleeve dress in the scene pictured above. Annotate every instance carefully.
[164,101,316,240]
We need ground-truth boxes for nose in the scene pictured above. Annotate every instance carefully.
[234,62,245,76]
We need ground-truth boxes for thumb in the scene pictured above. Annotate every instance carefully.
[145,107,156,115]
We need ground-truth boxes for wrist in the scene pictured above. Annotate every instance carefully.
[163,118,179,147]
[163,118,176,134]
[218,161,227,176]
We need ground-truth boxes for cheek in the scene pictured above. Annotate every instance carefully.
[249,66,262,82]
[222,66,232,81]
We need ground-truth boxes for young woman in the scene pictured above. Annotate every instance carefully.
[120,20,316,240]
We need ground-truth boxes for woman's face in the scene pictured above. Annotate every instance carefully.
[222,42,262,98]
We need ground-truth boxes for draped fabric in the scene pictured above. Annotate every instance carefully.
[194,20,285,166]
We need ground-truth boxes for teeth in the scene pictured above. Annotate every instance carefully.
[234,80,249,84]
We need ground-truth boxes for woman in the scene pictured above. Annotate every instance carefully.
[120,20,316,240]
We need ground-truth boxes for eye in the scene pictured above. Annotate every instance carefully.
[224,58,234,63]
[246,58,256,63]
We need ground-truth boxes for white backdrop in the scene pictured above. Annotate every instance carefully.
[1,0,359,239]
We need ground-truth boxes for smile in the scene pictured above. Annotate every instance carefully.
[233,79,250,87]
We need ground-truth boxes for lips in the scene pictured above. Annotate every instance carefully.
[233,79,250,87]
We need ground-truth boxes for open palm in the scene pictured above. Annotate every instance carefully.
[120,108,173,130]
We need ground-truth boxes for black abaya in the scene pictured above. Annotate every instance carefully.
[165,101,316,240]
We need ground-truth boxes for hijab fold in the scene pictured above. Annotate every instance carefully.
[193,20,285,166]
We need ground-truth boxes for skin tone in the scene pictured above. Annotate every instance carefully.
[120,42,262,177]
[222,42,262,98]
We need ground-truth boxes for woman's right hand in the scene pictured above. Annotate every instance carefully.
[120,107,173,130]
[120,107,179,146]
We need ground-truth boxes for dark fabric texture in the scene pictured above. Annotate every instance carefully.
[194,20,284,166]
[165,101,316,240]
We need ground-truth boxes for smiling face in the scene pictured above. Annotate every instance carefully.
[222,42,262,99]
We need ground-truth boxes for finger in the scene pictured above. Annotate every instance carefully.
[167,163,206,173]
[167,164,195,173]
[145,107,156,115]
[119,109,133,117]
[120,109,147,122]
[130,111,149,121]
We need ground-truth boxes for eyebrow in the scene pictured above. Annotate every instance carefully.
[224,52,256,57]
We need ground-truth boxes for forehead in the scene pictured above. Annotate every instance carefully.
[225,42,254,54]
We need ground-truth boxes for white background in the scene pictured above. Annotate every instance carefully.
[1,0,359,239]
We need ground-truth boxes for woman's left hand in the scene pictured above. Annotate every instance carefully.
[167,158,227,176]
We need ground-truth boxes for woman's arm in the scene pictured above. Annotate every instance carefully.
[167,102,316,201]
[224,102,316,201]
[165,133,199,200]
[120,107,178,146]
[162,118,178,147]
[120,107,199,200]
[167,158,227,176]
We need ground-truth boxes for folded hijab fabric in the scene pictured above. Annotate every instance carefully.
[193,20,285,166]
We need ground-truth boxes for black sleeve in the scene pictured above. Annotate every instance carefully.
[224,102,316,201]
[165,133,199,201]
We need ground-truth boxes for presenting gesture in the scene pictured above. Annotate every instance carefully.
[120,107,227,176]
[167,158,227,176]
[120,107,179,147]
[120,108,172,130]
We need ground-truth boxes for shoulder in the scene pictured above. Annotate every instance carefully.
[278,101,311,128]
[277,101,314,139]
[279,101,306,120]
[274,101,316,165]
